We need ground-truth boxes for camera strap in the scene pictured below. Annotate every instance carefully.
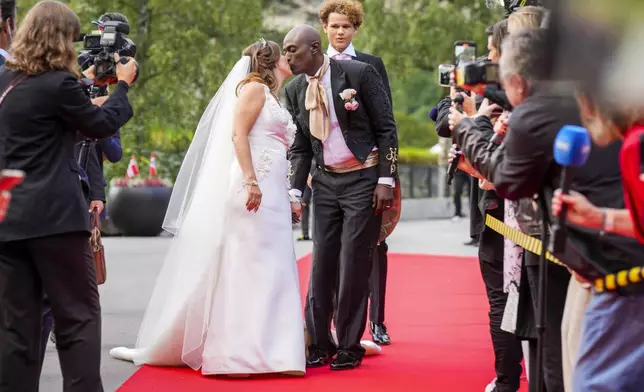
[0,74,28,108]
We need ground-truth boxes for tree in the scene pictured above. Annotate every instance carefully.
[18,0,265,180]
[354,0,503,147]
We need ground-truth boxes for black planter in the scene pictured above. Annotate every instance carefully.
[108,186,172,237]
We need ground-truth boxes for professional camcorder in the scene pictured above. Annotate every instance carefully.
[485,0,544,15]
[438,41,500,90]
[78,20,137,87]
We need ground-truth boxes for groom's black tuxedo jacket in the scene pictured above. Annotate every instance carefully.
[285,59,398,194]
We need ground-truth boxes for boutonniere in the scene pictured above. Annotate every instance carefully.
[339,89,359,111]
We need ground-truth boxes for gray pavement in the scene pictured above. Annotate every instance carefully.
[40,217,476,392]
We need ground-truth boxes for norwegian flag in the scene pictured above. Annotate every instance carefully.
[126,155,139,179]
[149,153,157,177]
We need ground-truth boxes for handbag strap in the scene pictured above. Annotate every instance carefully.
[0,74,28,108]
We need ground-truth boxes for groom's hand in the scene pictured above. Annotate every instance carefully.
[373,184,394,215]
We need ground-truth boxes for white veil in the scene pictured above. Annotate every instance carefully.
[133,57,251,370]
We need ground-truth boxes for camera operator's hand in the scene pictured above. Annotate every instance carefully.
[494,111,510,135]
[449,144,478,178]
[552,189,603,229]
[83,65,96,80]
[476,98,500,118]
[90,200,104,215]
[91,96,109,107]
[448,106,467,131]
[458,92,477,116]
[115,55,139,87]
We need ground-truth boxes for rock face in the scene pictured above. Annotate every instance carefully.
[264,0,326,28]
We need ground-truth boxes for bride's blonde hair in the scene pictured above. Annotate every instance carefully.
[236,39,281,96]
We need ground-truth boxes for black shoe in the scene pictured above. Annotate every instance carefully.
[297,235,311,241]
[464,239,479,247]
[370,322,391,345]
[306,348,334,368]
[330,351,362,371]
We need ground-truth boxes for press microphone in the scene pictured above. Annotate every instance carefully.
[446,95,464,185]
[550,125,592,254]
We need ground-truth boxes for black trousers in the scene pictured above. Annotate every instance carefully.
[479,228,524,392]
[305,167,381,357]
[0,233,103,392]
[301,186,312,237]
[453,171,469,217]
[369,240,388,324]
[522,254,569,392]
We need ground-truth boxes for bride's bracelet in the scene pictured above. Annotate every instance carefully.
[243,179,259,187]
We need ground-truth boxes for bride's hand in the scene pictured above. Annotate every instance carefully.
[291,201,303,223]
[245,181,262,212]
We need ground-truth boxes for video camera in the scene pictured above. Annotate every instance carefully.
[485,0,544,16]
[438,41,500,90]
[78,20,137,89]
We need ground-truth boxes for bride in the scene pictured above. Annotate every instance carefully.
[109,39,306,376]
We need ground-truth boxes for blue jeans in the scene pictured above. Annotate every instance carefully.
[573,291,644,391]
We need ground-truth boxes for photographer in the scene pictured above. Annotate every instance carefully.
[0,2,137,391]
[436,20,524,392]
[0,0,14,65]
[550,94,644,391]
[451,28,644,392]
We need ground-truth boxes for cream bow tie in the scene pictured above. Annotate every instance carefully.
[305,55,331,142]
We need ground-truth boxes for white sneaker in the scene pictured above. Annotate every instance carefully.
[484,377,497,392]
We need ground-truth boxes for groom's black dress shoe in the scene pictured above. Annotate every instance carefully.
[306,349,335,368]
[330,351,362,371]
[370,322,391,345]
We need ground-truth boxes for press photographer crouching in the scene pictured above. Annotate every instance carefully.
[0,1,137,391]
[450,28,644,392]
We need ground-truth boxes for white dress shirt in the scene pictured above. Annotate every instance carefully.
[289,50,394,198]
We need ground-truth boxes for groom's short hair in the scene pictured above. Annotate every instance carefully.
[319,0,364,29]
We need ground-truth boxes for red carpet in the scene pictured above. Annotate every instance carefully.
[118,253,528,391]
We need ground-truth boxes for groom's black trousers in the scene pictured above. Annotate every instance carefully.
[305,166,381,357]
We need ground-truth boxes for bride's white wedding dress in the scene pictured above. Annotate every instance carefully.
[110,62,305,376]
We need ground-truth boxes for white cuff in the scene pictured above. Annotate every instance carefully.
[378,177,395,187]
[289,189,302,201]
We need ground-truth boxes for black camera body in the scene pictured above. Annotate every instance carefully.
[78,21,137,87]
[455,58,499,86]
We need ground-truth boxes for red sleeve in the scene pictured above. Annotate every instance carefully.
[620,128,644,242]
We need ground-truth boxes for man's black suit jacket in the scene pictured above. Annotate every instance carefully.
[0,69,133,241]
[353,51,392,105]
[285,59,398,194]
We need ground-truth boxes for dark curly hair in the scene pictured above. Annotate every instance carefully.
[236,39,282,96]
[319,0,364,29]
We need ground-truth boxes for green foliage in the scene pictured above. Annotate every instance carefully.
[14,0,503,181]
[395,110,437,149]
[399,147,439,165]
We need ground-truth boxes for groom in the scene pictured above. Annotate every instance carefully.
[284,25,398,370]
